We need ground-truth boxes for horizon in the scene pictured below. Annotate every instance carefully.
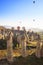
[0,0,43,30]
[0,25,43,32]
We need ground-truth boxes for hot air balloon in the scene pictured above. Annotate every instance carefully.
[33,19,35,21]
[33,0,35,4]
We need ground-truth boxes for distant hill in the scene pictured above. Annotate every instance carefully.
[29,28,43,32]
[4,25,43,32]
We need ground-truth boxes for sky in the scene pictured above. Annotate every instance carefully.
[0,0,43,30]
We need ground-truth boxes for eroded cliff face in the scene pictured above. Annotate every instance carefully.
[36,41,43,58]
[7,32,14,62]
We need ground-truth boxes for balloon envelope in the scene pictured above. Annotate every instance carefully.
[33,19,35,21]
[33,1,35,4]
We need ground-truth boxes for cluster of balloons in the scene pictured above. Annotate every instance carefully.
[33,0,35,21]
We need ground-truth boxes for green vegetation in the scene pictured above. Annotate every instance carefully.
[38,32,43,40]
[0,38,19,49]
[0,39,7,49]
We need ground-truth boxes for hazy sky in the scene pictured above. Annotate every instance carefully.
[0,0,43,30]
